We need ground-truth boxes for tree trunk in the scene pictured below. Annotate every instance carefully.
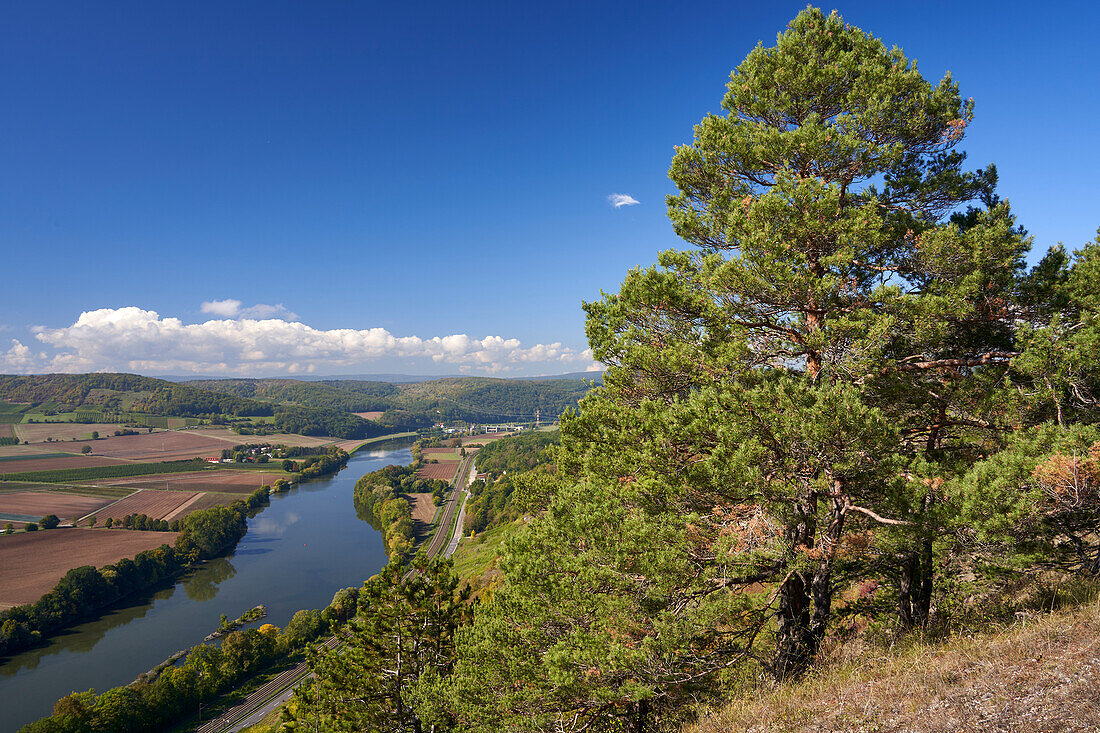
[775,571,812,680]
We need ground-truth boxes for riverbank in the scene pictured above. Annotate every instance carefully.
[0,444,411,731]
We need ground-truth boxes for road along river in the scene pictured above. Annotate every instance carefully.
[0,442,413,731]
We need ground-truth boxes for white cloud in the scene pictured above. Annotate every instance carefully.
[201,299,299,321]
[25,307,600,376]
[608,193,640,208]
[0,340,43,372]
[201,299,242,317]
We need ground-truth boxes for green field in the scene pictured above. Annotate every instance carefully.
[0,453,73,463]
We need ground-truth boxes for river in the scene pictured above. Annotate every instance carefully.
[0,442,411,731]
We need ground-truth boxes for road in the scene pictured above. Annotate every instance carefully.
[195,452,477,732]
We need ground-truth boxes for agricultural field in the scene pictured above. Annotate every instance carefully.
[0,444,60,458]
[87,430,235,461]
[181,427,337,448]
[93,489,196,522]
[0,491,111,523]
[407,492,438,526]
[0,528,178,608]
[0,424,14,439]
[97,469,284,494]
[461,432,514,446]
[416,462,459,482]
[0,454,131,473]
[422,448,461,461]
[14,422,132,444]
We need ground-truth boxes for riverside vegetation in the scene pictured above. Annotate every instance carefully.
[19,8,1100,732]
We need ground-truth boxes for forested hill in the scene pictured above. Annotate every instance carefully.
[0,373,270,416]
[0,373,384,439]
[184,376,594,424]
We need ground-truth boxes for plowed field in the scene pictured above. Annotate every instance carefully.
[89,431,235,461]
[180,428,336,448]
[353,411,385,420]
[95,490,194,521]
[417,462,458,482]
[0,492,110,521]
[98,470,281,493]
[0,454,131,473]
[0,528,178,607]
[0,424,13,438]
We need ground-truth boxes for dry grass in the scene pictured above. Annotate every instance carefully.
[687,600,1100,733]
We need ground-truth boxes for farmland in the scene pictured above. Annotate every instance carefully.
[0,528,177,608]
[422,448,461,461]
[93,490,198,522]
[0,454,131,473]
[0,460,212,483]
[0,491,110,522]
[353,411,385,420]
[407,492,438,525]
[97,469,285,494]
[14,423,132,443]
[416,462,460,482]
[461,432,515,446]
[181,427,338,448]
[85,430,237,461]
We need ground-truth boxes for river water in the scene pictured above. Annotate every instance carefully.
[0,443,411,731]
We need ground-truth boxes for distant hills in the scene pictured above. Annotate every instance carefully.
[0,372,596,436]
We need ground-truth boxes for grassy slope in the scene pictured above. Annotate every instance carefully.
[688,599,1100,733]
[451,519,519,597]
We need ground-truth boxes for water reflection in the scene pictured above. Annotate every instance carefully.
[182,558,237,602]
[0,583,176,676]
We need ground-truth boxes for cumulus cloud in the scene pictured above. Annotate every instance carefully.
[201,299,298,321]
[0,340,43,372]
[26,307,599,376]
[608,193,640,208]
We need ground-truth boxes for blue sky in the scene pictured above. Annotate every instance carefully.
[2,1,1098,377]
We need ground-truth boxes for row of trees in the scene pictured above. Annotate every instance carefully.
[297,9,1100,732]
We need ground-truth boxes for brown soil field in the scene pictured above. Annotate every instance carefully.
[352,411,385,420]
[88,431,236,461]
[407,492,438,524]
[0,491,110,521]
[0,454,132,473]
[95,490,194,521]
[0,424,14,438]
[417,462,458,482]
[0,528,178,607]
[14,423,131,443]
[98,469,281,493]
[181,428,337,448]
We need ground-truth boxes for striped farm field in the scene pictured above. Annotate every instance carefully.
[96,469,285,494]
[94,490,196,522]
[416,462,459,482]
